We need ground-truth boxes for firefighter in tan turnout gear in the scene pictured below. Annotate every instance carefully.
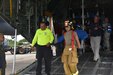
[61,20,80,75]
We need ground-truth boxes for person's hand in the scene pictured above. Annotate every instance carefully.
[31,46,34,50]
[77,48,83,56]
[46,42,51,47]
[30,46,36,52]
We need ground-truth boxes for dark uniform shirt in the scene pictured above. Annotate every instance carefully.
[89,23,102,37]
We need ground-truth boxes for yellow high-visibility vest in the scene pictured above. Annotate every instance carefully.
[31,28,54,46]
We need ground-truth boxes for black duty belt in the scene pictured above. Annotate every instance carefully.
[38,44,47,47]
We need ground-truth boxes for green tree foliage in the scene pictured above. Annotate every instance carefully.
[8,39,28,47]
[8,40,18,47]
[18,39,27,43]
[18,39,28,45]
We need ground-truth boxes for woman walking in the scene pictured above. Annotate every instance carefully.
[61,20,80,75]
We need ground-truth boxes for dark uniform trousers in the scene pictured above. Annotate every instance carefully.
[0,45,6,75]
[36,45,52,75]
[0,66,5,75]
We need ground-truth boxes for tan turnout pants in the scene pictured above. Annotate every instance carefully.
[61,45,78,75]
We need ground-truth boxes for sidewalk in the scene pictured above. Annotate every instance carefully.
[5,52,36,75]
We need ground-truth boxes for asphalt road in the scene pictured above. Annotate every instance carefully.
[5,51,36,75]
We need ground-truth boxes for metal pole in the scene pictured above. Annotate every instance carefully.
[11,0,18,74]
[18,0,21,10]
[11,29,17,75]
[40,1,43,16]
[10,0,13,18]
[28,0,31,35]
[16,0,19,18]
[28,13,31,35]
[3,0,5,14]
[35,0,38,30]
[81,0,85,52]
[82,0,85,30]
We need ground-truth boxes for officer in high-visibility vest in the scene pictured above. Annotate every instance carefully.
[0,33,6,75]
[31,22,54,75]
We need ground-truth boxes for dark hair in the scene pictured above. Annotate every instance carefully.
[45,21,49,26]
[39,21,49,26]
[39,21,46,25]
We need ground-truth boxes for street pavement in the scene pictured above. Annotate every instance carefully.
[25,51,113,75]
[5,51,36,75]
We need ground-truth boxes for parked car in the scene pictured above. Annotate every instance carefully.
[2,39,12,52]
[10,42,32,54]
